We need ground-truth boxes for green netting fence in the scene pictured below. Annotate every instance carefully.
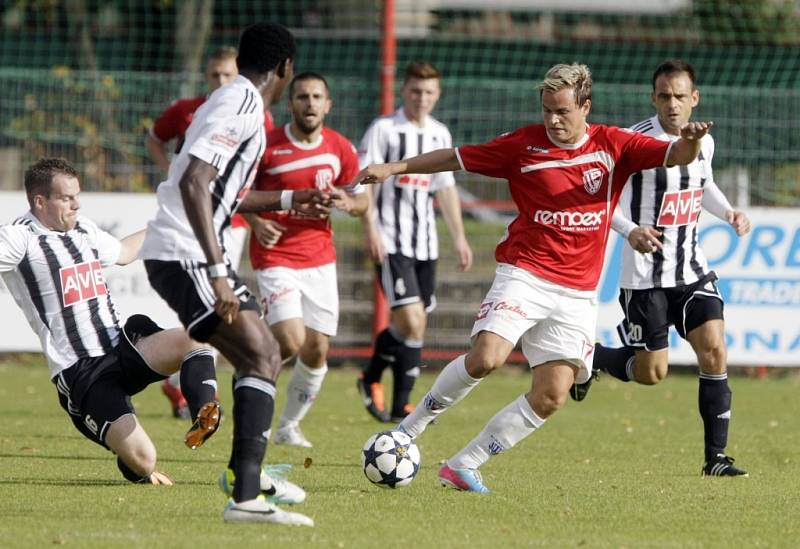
[1,0,798,206]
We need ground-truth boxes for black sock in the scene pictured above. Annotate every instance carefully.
[179,349,217,420]
[391,341,421,417]
[229,375,275,502]
[698,373,731,461]
[363,328,401,384]
[595,343,635,382]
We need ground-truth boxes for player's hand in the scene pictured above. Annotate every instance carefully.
[148,471,174,486]
[454,238,473,272]
[628,226,663,254]
[364,224,385,263]
[331,189,355,214]
[679,121,713,141]
[727,210,751,236]
[251,217,286,248]
[211,276,239,324]
[357,164,396,185]
[292,189,333,218]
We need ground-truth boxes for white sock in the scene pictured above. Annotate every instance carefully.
[448,394,545,470]
[167,372,180,387]
[398,354,481,438]
[625,356,636,382]
[279,358,327,427]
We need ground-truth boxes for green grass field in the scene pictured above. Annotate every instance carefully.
[1,356,799,548]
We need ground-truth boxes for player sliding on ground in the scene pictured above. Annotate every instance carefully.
[358,63,713,493]
[0,157,221,485]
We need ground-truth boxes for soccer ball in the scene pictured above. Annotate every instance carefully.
[361,430,421,488]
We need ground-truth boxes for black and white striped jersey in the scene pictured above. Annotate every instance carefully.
[359,108,455,260]
[616,115,722,289]
[0,213,121,377]
[141,75,266,263]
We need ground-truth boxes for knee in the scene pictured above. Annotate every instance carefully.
[117,445,156,481]
[531,389,566,418]
[465,349,505,378]
[302,339,328,365]
[697,341,727,374]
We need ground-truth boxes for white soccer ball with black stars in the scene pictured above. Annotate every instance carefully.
[362,430,421,488]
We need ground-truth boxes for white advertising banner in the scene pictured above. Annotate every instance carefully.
[1,191,180,351]
[597,208,800,366]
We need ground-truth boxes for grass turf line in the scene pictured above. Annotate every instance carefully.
[0,358,798,548]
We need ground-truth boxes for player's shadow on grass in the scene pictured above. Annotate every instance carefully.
[0,477,216,487]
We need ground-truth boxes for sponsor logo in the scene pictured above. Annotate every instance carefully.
[582,340,595,361]
[315,168,334,191]
[657,189,703,227]
[60,260,107,307]
[488,436,505,455]
[717,410,731,420]
[533,209,605,232]
[396,174,430,189]
[475,300,528,320]
[424,393,446,411]
[394,277,406,296]
[210,127,239,148]
[582,168,604,194]
[269,286,294,304]
[526,145,549,153]
[273,148,294,155]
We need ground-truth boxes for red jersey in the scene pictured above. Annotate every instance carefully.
[249,125,360,269]
[150,96,276,229]
[456,124,671,290]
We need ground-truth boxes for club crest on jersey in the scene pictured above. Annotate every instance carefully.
[315,168,334,191]
[60,260,107,307]
[657,188,703,226]
[582,168,604,194]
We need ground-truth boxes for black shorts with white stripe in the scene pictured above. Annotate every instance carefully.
[144,259,260,342]
[616,272,724,351]
[53,314,167,449]
[377,253,437,312]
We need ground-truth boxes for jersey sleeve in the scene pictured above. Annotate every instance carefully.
[430,127,456,192]
[616,128,672,179]
[337,138,364,195]
[150,100,183,143]
[455,129,520,180]
[358,119,388,169]
[0,225,28,272]
[77,217,121,267]
[188,92,260,172]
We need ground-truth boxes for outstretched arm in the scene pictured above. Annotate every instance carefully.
[357,148,460,185]
[117,229,147,265]
[666,121,714,166]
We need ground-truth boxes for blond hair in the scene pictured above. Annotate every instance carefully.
[539,63,592,106]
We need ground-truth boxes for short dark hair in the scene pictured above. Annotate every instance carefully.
[237,22,296,76]
[652,59,696,90]
[404,61,441,83]
[24,157,78,206]
[289,71,329,97]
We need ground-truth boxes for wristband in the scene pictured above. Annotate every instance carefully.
[280,190,294,210]
[207,263,227,278]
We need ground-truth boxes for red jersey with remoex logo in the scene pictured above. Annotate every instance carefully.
[249,125,360,269]
[456,124,671,290]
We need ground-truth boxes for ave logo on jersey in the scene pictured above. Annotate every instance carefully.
[657,188,704,226]
[582,168,604,194]
[60,260,107,307]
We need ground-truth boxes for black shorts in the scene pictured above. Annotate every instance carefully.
[617,272,724,351]
[377,254,437,312]
[53,314,166,449]
[144,259,260,342]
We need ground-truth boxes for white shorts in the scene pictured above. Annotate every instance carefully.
[224,226,248,270]
[255,262,338,336]
[471,264,597,384]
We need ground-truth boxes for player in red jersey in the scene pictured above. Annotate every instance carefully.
[248,72,368,447]
[145,47,275,418]
[358,63,713,492]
